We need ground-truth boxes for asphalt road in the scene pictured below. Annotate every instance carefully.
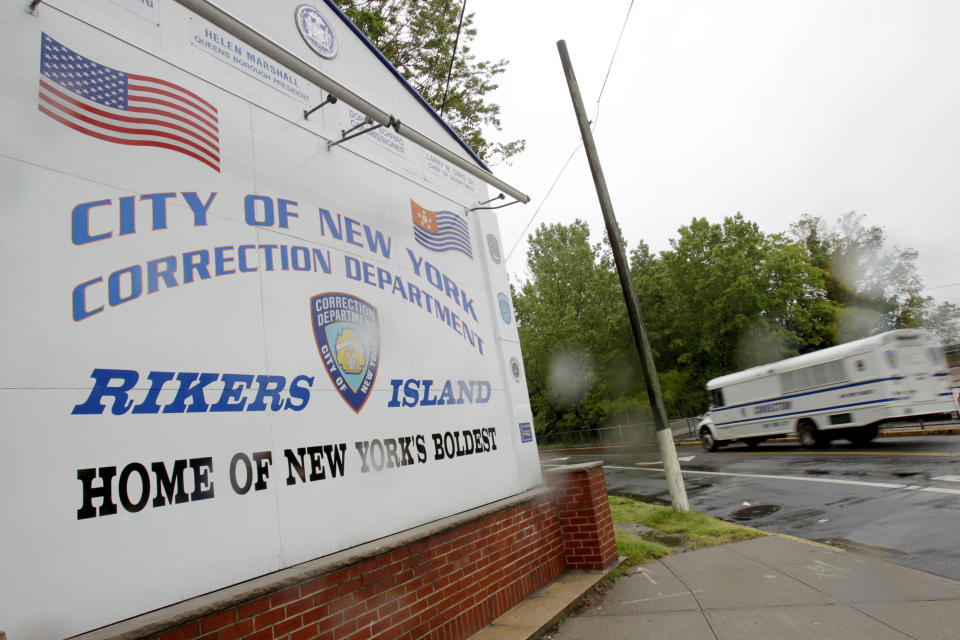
[540,434,960,581]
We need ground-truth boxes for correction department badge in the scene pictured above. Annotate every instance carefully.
[310,292,380,413]
[295,5,338,59]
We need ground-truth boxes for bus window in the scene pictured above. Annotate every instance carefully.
[708,388,724,408]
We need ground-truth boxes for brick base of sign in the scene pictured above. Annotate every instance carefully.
[75,463,615,640]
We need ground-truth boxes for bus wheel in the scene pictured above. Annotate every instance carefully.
[701,428,719,452]
[797,421,820,449]
[848,425,878,446]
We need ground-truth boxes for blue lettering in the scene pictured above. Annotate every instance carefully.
[131,371,175,414]
[211,374,253,412]
[238,244,257,272]
[163,372,219,413]
[318,208,343,241]
[72,199,112,245]
[402,379,419,407]
[277,198,298,228]
[249,375,286,411]
[108,265,142,306]
[285,375,313,410]
[183,250,211,283]
[214,246,235,276]
[72,368,139,415]
[147,256,178,293]
[73,277,104,321]
[244,194,273,226]
[181,192,216,226]
[345,255,361,280]
[119,196,136,235]
[140,192,176,230]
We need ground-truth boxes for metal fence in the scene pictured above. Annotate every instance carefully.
[537,417,702,449]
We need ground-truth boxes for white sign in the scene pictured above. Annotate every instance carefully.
[426,149,479,193]
[190,17,312,104]
[0,2,537,638]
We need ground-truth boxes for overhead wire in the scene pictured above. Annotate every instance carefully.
[505,0,637,263]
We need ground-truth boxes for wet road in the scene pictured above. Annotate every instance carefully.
[540,435,960,581]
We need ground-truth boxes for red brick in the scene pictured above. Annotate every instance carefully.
[200,609,237,633]
[155,622,200,640]
[254,607,285,630]
[291,624,320,640]
[270,586,300,608]
[218,619,253,640]
[274,614,302,637]
[285,597,313,618]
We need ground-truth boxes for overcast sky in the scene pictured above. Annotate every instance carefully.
[470,0,960,307]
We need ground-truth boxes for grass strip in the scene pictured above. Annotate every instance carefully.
[609,495,765,567]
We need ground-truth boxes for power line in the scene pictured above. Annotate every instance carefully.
[505,141,582,261]
[505,0,635,264]
[925,281,960,291]
[592,0,635,128]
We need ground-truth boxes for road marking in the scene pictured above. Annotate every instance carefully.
[603,464,960,496]
[715,450,960,457]
[678,455,697,462]
[933,475,960,482]
[605,464,907,488]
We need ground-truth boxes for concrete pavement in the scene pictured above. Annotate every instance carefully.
[473,534,960,640]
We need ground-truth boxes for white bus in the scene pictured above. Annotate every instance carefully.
[697,329,958,450]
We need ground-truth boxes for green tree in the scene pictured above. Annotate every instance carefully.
[789,212,926,340]
[922,301,960,345]
[513,221,631,434]
[339,0,524,163]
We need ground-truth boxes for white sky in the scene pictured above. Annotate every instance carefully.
[471,0,960,306]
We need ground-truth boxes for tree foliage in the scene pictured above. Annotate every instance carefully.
[339,0,524,163]
[514,211,959,436]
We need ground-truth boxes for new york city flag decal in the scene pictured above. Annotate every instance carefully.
[411,199,472,259]
[311,293,380,413]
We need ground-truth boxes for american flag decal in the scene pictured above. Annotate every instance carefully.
[410,199,472,259]
[38,33,220,172]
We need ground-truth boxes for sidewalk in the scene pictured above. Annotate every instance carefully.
[475,534,960,640]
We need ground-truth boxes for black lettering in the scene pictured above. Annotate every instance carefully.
[324,443,347,477]
[416,434,427,463]
[398,436,414,466]
[307,445,327,481]
[190,457,214,501]
[355,440,372,472]
[253,451,272,490]
[384,438,400,468]
[152,459,189,507]
[285,448,307,485]
[119,462,150,512]
[431,433,444,460]
[231,452,253,494]
[77,466,117,519]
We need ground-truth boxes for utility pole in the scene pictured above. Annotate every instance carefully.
[557,39,689,512]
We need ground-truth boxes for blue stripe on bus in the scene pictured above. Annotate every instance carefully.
[934,372,949,377]
[714,396,899,427]
[716,377,902,413]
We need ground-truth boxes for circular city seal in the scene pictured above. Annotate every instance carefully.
[510,357,521,381]
[295,5,338,59]
[486,234,502,264]
[497,292,512,324]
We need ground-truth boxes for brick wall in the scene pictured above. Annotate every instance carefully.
[545,462,619,571]
[77,464,616,640]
